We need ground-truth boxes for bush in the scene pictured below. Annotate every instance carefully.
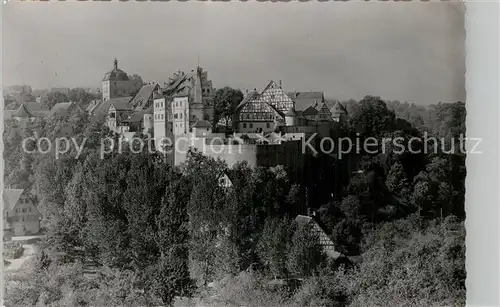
[4,242,24,259]
[216,270,291,307]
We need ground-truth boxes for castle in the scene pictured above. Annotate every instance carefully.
[91,59,348,170]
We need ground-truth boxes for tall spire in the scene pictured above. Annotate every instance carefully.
[113,58,118,69]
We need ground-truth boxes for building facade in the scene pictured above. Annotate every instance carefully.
[102,58,142,101]
[3,189,41,236]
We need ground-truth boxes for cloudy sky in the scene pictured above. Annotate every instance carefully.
[3,2,465,105]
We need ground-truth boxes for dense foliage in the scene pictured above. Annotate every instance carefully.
[3,96,466,306]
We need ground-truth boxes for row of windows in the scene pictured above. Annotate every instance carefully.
[174,113,184,119]
[9,215,39,222]
[18,198,30,205]
[14,207,33,213]
[241,113,275,120]
[155,101,165,108]
[155,113,165,120]
[242,122,271,129]
[174,100,185,108]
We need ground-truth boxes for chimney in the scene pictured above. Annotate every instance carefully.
[279,80,282,88]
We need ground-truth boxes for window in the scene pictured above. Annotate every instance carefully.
[174,114,178,119]
[204,115,210,121]
[15,209,19,213]
[22,208,26,213]
[266,122,270,128]
[4,211,8,217]
[110,112,116,119]
[161,114,164,120]
[243,123,247,128]
[180,113,183,119]
[249,123,253,128]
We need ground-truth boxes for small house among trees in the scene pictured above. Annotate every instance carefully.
[3,189,42,236]
[295,214,342,259]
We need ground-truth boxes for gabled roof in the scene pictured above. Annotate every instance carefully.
[237,90,260,110]
[129,106,153,123]
[92,96,133,117]
[295,214,342,259]
[131,84,159,110]
[287,91,324,111]
[3,189,24,211]
[86,100,103,114]
[331,101,348,115]
[12,104,33,118]
[302,106,318,116]
[325,99,337,110]
[50,102,75,116]
[193,120,211,128]
[110,99,133,111]
[24,102,43,112]
[218,173,233,188]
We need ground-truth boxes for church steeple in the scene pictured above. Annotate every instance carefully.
[113,58,118,69]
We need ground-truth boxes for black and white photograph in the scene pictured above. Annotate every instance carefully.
[0,1,478,306]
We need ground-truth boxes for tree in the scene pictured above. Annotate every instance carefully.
[332,219,363,256]
[145,177,195,306]
[257,217,294,279]
[339,195,362,220]
[214,87,244,130]
[349,96,396,138]
[385,162,411,202]
[287,223,324,277]
[45,91,69,110]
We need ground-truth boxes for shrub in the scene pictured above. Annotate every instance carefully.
[4,242,24,259]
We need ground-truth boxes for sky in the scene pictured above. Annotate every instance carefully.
[2,2,465,105]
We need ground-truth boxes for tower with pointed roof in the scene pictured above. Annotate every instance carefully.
[101,58,142,101]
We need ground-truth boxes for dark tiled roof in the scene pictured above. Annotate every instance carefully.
[236,90,260,110]
[302,106,318,116]
[25,102,43,112]
[111,100,133,111]
[86,100,103,113]
[50,102,74,116]
[286,91,324,111]
[102,62,129,82]
[193,120,211,128]
[325,99,337,110]
[131,84,159,110]
[92,96,133,117]
[3,189,24,211]
[12,104,33,118]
